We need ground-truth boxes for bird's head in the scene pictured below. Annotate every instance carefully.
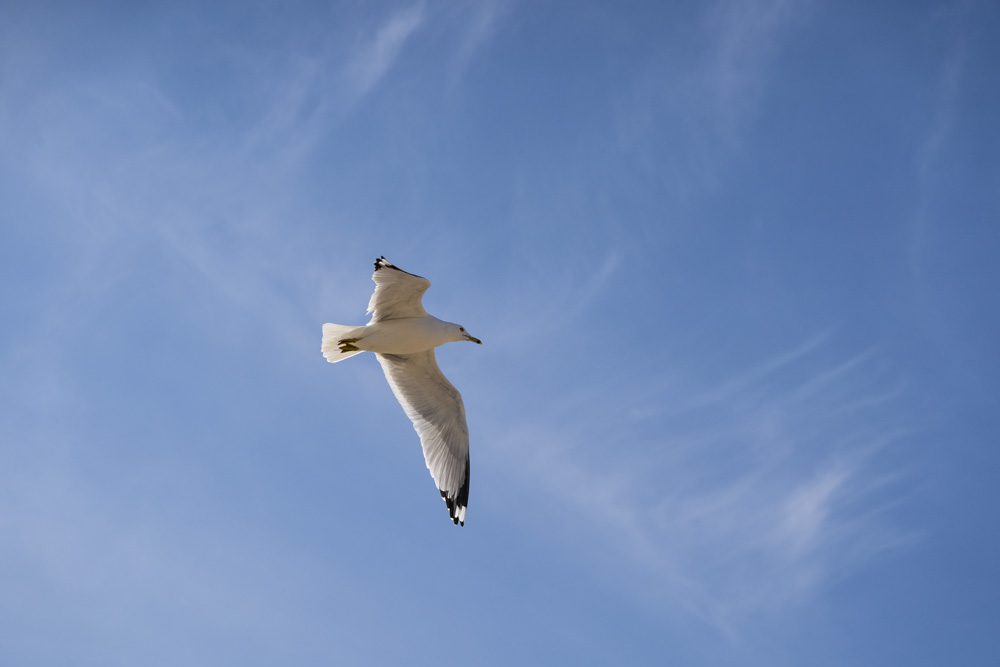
[451,323,482,345]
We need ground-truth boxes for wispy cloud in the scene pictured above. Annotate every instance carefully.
[485,337,911,630]
[345,3,425,101]
[221,3,429,167]
[446,0,508,86]
[703,0,807,144]
[907,12,967,276]
[610,0,810,209]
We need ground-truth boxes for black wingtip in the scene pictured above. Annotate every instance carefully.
[438,459,470,527]
[440,489,467,527]
[374,256,400,272]
[457,457,470,510]
[372,256,427,280]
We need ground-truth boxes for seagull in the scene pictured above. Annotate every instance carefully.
[321,257,482,526]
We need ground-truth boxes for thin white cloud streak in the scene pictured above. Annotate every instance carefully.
[445,0,508,88]
[235,2,427,167]
[609,0,810,220]
[224,1,502,178]
[484,337,911,631]
[346,2,425,100]
[703,0,808,145]
[239,53,330,165]
[907,29,966,276]
[488,249,623,347]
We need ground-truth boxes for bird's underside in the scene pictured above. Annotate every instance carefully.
[321,257,475,526]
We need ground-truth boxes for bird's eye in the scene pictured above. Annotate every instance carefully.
[460,327,465,332]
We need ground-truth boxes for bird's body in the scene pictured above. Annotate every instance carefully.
[354,316,461,355]
[321,257,481,525]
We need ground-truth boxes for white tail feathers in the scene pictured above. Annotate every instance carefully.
[321,323,365,363]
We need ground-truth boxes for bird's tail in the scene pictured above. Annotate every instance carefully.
[321,323,365,363]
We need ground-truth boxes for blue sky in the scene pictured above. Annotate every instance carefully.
[1,0,998,664]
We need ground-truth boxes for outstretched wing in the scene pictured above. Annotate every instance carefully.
[376,350,470,525]
[367,256,431,322]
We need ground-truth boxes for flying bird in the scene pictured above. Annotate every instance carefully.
[321,257,482,525]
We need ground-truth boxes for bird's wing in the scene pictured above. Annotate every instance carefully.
[376,349,470,525]
[367,256,431,322]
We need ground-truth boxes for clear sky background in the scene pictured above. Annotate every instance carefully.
[1,1,998,665]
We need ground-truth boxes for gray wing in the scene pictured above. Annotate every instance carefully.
[376,349,470,526]
[367,256,431,322]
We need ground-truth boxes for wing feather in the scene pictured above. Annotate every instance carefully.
[376,350,470,525]
[367,256,431,322]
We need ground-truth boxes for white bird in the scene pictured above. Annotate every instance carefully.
[321,257,482,525]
